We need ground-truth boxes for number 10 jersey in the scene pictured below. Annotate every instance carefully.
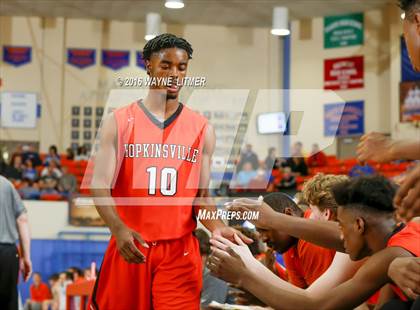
[111,101,208,241]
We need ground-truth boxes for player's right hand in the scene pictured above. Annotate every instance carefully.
[225,198,276,229]
[113,225,149,264]
[356,132,394,163]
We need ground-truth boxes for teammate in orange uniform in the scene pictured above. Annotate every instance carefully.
[209,175,420,309]
[89,34,251,310]
[258,193,335,288]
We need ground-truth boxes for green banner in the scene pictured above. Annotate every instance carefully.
[324,13,363,49]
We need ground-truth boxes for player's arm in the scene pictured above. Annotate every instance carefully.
[239,247,411,310]
[196,124,252,244]
[357,132,420,163]
[91,113,148,263]
[305,252,363,295]
[227,199,344,252]
[210,235,360,299]
[195,124,224,231]
[268,213,344,252]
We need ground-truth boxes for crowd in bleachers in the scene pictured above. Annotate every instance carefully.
[0,141,415,200]
[233,141,416,192]
[0,144,90,201]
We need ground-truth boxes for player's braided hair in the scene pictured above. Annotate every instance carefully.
[142,33,193,60]
[399,0,420,20]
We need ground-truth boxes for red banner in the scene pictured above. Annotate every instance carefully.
[324,56,364,90]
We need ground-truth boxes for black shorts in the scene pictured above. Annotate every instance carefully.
[0,243,19,310]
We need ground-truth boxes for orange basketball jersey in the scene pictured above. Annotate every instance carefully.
[111,101,208,241]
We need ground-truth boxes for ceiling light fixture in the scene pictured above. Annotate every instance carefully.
[165,0,185,9]
[271,7,290,36]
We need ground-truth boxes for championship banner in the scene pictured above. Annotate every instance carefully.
[102,49,130,70]
[401,37,420,82]
[136,51,146,70]
[3,46,32,66]
[324,101,364,136]
[0,92,37,128]
[67,48,96,69]
[324,13,363,49]
[400,81,420,122]
[324,56,364,90]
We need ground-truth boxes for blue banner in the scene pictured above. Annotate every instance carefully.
[136,51,146,70]
[67,48,96,69]
[324,101,364,136]
[3,46,32,66]
[102,49,129,70]
[401,37,420,82]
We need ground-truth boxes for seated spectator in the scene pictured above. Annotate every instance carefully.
[44,145,61,166]
[58,166,77,196]
[75,146,89,161]
[236,162,258,187]
[67,266,85,283]
[47,274,60,310]
[0,155,16,179]
[19,178,40,200]
[22,145,42,167]
[349,163,375,178]
[22,159,38,181]
[291,141,305,157]
[307,143,327,167]
[7,154,24,181]
[10,145,23,166]
[58,272,73,310]
[39,175,60,197]
[195,229,228,307]
[283,157,308,176]
[237,144,259,171]
[66,267,84,310]
[264,147,278,171]
[41,160,62,179]
[277,167,296,189]
[24,272,51,310]
[65,147,75,160]
[248,169,271,190]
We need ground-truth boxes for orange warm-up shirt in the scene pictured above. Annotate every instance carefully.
[387,221,420,301]
[283,210,336,288]
[30,283,51,302]
[111,101,208,242]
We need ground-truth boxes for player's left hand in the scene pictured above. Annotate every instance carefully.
[388,257,420,300]
[394,164,420,221]
[210,234,258,270]
[212,226,253,245]
[207,235,250,286]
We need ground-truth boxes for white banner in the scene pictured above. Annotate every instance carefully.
[0,92,37,128]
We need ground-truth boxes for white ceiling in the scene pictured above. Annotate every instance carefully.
[0,0,393,27]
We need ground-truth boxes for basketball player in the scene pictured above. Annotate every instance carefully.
[209,176,420,309]
[89,33,251,310]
